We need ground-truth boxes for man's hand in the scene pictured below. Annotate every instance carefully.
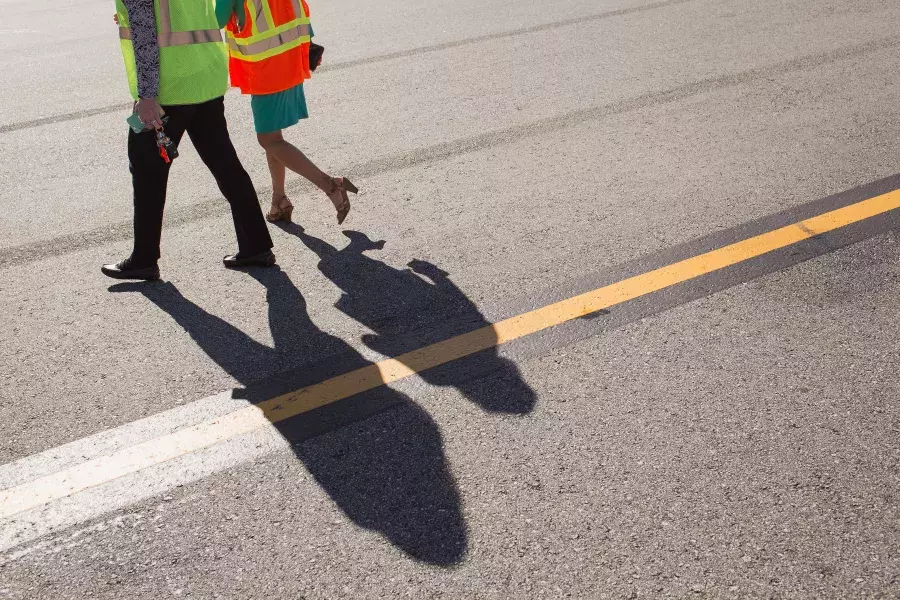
[135,98,164,130]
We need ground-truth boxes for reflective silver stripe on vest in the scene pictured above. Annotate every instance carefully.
[119,27,223,47]
[158,0,172,34]
[247,0,271,33]
[227,23,311,56]
[290,0,305,20]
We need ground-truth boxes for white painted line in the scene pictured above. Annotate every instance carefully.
[0,392,247,491]
[0,424,289,556]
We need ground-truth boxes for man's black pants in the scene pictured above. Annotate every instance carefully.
[128,96,273,266]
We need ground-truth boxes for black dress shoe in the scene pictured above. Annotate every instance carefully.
[101,259,160,281]
[223,249,276,269]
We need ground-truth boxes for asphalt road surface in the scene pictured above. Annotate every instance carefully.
[2,0,900,598]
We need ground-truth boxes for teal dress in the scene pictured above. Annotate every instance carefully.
[250,81,309,134]
[216,1,311,134]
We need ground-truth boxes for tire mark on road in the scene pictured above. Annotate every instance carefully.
[313,0,698,71]
[0,0,695,134]
[0,103,132,135]
[1,33,898,269]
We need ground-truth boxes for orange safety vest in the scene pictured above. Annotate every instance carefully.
[225,0,313,95]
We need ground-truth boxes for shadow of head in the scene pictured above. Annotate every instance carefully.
[288,394,468,566]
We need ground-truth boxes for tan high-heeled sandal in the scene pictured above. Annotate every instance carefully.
[266,195,294,223]
[326,177,359,225]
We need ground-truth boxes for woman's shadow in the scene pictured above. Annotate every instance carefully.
[281,224,537,415]
[110,269,467,566]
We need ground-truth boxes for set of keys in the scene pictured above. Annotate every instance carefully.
[155,129,179,164]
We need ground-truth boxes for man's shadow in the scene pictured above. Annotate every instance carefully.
[282,224,537,415]
[110,269,467,566]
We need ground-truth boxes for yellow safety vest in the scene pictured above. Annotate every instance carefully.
[115,0,228,105]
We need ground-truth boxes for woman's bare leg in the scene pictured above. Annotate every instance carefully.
[263,149,293,221]
[267,150,287,200]
[258,129,356,224]
[258,130,333,196]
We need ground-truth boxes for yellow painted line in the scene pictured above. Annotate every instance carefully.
[2,189,900,519]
